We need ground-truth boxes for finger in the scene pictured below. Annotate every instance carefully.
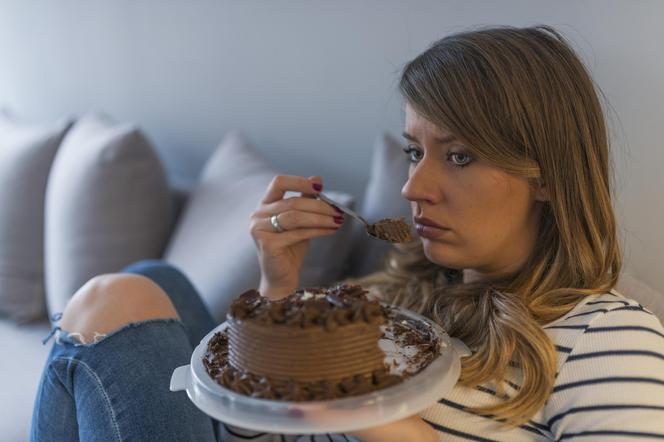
[254,211,344,233]
[254,228,339,255]
[301,175,322,200]
[256,196,343,218]
[265,226,340,248]
[261,175,323,205]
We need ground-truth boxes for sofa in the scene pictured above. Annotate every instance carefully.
[1,112,662,441]
[0,112,414,441]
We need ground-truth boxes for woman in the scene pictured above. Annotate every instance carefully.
[32,25,664,441]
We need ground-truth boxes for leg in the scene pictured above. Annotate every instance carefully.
[120,260,218,347]
[57,273,180,344]
[31,273,217,442]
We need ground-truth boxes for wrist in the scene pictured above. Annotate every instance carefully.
[258,279,297,300]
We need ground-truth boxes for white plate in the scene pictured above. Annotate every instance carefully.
[170,307,470,434]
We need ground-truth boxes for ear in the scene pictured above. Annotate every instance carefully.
[533,179,549,202]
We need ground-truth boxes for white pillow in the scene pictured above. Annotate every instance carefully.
[348,133,412,277]
[0,111,71,323]
[164,132,355,321]
[45,114,173,317]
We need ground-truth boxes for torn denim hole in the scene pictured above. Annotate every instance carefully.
[41,311,108,346]
[51,330,109,347]
[41,325,61,345]
[58,331,108,346]
[41,311,64,345]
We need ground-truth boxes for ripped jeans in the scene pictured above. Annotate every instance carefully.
[30,260,219,442]
[30,261,358,442]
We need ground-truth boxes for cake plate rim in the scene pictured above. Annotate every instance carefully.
[170,305,471,434]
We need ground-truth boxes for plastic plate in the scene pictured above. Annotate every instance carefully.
[170,306,470,434]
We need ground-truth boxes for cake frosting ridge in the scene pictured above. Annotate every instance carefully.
[202,283,438,401]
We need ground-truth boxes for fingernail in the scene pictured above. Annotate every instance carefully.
[333,206,343,214]
[312,183,323,192]
[334,216,344,224]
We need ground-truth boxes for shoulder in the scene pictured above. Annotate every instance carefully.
[544,290,662,348]
[544,289,663,372]
[542,290,664,440]
[547,288,664,374]
[574,289,663,342]
[548,289,657,324]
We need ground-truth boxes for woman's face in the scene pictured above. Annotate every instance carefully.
[401,104,547,281]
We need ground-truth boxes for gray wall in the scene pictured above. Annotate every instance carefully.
[1,0,663,294]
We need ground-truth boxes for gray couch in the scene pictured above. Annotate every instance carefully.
[1,115,662,441]
[0,118,411,441]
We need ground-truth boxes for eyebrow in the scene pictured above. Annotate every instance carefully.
[402,131,458,145]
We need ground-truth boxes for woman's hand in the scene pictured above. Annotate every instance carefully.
[349,415,438,442]
[250,175,344,300]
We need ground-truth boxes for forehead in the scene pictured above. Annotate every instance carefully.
[404,104,452,138]
[404,103,457,143]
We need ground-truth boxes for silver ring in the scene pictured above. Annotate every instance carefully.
[270,214,285,233]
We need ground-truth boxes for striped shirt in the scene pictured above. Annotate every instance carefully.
[221,290,664,441]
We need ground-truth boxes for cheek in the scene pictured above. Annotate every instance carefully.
[437,173,528,257]
[457,175,532,247]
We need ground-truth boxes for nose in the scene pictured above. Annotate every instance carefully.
[401,163,437,205]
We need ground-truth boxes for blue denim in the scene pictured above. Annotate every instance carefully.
[30,260,219,442]
[30,260,359,442]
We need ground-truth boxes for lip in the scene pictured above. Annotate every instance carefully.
[413,216,450,230]
[415,224,451,239]
[413,216,452,239]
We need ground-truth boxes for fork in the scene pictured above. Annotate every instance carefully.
[317,193,412,243]
[317,192,371,230]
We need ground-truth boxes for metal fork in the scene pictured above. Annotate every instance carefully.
[317,192,371,229]
[317,192,412,243]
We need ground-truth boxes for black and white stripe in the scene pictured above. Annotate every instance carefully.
[418,291,664,441]
[220,291,664,441]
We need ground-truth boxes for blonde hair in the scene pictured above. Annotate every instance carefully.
[355,26,621,426]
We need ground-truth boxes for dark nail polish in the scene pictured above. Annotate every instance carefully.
[334,216,344,224]
[312,183,323,192]
[333,206,343,214]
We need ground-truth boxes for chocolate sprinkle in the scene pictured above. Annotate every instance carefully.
[227,284,384,330]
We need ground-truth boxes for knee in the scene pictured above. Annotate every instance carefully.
[121,259,187,282]
[60,273,180,343]
[122,260,191,292]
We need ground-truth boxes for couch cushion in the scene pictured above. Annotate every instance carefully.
[44,114,173,317]
[347,133,412,277]
[164,132,355,321]
[0,111,71,323]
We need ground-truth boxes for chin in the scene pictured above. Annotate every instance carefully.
[420,239,465,268]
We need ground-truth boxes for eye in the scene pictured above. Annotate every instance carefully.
[402,145,423,163]
[447,151,474,167]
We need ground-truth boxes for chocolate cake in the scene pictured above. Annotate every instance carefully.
[367,217,413,243]
[202,284,440,401]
